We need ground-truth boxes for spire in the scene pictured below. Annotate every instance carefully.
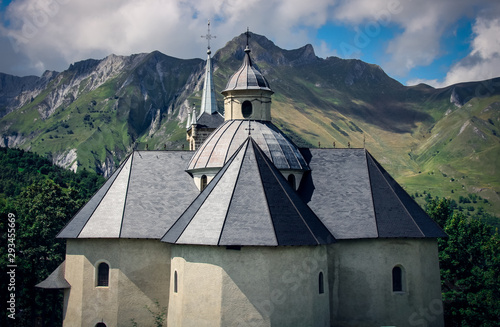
[185,110,192,129]
[200,20,218,115]
[191,108,198,125]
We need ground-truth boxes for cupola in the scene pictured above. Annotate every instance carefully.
[221,39,274,121]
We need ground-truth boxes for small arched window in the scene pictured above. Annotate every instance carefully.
[200,175,208,191]
[287,174,296,189]
[392,266,403,292]
[242,100,253,118]
[174,271,178,293]
[97,262,109,287]
[95,323,106,327]
[318,272,324,294]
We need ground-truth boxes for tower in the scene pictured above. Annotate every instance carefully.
[186,20,224,151]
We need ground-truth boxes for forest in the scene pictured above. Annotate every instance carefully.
[0,147,499,326]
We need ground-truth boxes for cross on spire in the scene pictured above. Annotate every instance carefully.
[201,20,216,51]
[245,27,251,47]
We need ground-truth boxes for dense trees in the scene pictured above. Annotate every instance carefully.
[0,147,104,326]
[426,198,500,326]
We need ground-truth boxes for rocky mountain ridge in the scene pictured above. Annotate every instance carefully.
[0,32,499,218]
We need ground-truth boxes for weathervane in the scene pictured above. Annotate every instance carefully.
[201,20,216,51]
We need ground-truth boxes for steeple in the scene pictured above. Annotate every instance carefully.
[200,20,218,116]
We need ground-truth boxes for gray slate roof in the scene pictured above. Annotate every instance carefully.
[298,148,447,239]
[57,151,199,239]
[187,120,309,172]
[162,138,335,246]
[57,146,445,242]
[194,111,224,129]
[36,261,70,289]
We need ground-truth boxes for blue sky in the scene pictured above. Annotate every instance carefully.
[1,0,499,88]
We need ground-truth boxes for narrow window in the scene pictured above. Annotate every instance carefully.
[319,272,324,294]
[392,266,403,292]
[174,271,178,293]
[200,175,208,191]
[242,100,253,118]
[287,174,296,189]
[97,262,109,287]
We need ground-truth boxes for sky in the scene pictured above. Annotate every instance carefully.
[0,0,499,88]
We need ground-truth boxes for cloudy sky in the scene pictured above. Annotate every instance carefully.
[0,0,499,88]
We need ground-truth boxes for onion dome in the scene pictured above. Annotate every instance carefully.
[187,120,309,172]
[222,46,272,93]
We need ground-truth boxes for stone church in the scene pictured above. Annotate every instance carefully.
[38,34,446,327]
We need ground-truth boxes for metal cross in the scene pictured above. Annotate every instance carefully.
[245,27,251,47]
[201,20,216,50]
[246,120,254,136]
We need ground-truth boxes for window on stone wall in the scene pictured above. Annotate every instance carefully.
[97,262,109,287]
[174,271,178,293]
[392,266,404,292]
[95,323,106,327]
[242,100,253,118]
[201,175,208,191]
[319,272,325,294]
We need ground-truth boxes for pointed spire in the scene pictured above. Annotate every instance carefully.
[191,108,198,125]
[186,110,192,129]
[200,20,218,115]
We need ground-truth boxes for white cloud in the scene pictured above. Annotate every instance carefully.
[0,0,337,76]
[0,0,499,88]
[407,16,500,88]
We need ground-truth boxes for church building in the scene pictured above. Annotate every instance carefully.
[38,32,446,327]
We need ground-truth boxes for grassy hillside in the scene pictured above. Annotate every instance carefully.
[1,33,499,221]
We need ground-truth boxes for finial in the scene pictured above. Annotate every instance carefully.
[245,27,251,52]
[201,20,216,54]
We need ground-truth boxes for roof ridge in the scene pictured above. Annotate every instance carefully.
[162,138,249,243]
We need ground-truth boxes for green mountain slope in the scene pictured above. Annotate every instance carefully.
[1,33,499,219]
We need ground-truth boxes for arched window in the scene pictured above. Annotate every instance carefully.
[392,266,404,292]
[242,100,252,118]
[287,174,296,189]
[97,262,109,287]
[95,323,106,327]
[318,272,324,294]
[200,175,208,191]
[174,271,178,293]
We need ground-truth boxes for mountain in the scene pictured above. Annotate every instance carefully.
[1,32,499,219]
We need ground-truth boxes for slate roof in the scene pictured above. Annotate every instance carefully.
[194,111,224,129]
[57,146,445,241]
[187,120,309,172]
[36,261,70,289]
[222,46,272,93]
[298,148,447,239]
[57,151,199,239]
[162,138,335,246]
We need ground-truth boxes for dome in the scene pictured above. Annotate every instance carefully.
[222,46,272,93]
[187,120,309,171]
